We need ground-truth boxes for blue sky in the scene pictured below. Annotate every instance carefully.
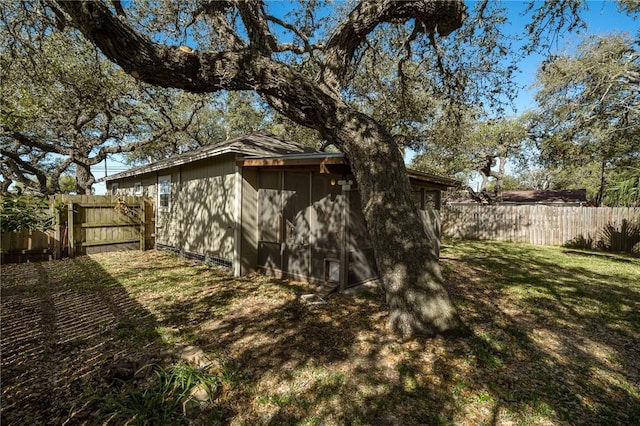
[502,0,638,113]
[458,1,638,188]
[92,1,638,194]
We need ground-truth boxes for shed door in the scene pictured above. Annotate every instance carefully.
[282,172,310,278]
[257,171,310,279]
[257,171,282,271]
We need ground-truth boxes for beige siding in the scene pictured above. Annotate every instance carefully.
[108,155,237,263]
[155,168,181,248]
[240,168,259,274]
[175,156,236,260]
[108,176,156,198]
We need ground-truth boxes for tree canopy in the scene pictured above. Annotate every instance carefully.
[1,3,216,193]
[530,33,640,205]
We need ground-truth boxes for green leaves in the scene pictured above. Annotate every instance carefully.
[97,361,226,425]
[0,192,53,232]
[606,168,640,207]
[531,33,640,204]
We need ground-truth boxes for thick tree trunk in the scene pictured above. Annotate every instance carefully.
[330,110,466,337]
[53,0,468,338]
[596,158,606,207]
[75,164,94,195]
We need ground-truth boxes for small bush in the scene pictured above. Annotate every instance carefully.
[0,192,53,232]
[563,235,594,250]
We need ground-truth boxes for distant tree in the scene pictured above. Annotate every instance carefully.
[486,175,527,193]
[606,167,640,207]
[531,33,640,205]
[510,167,554,191]
[468,118,529,199]
[412,115,529,202]
[409,104,479,178]
[56,175,77,194]
[0,4,206,194]
[352,1,522,177]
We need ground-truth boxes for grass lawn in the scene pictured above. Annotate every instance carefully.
[1,241,639,425]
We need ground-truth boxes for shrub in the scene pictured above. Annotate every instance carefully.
[598,219,640,255]
[563,235,594,250]
[96,361,229,424]
[0,192,53,232]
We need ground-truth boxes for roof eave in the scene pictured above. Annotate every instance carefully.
[406,169,460,188]
[99,146,242,183]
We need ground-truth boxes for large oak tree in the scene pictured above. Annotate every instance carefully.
[0,6,213,194]
[41,0,593,337]
[531,33,639,205]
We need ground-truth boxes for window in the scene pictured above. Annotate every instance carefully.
[134,182,143,196]
[158,175,171,209]
[111,183,119,195]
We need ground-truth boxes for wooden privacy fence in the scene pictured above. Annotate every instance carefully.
[0,229,55,263]
[1,195,154,263]
[441,204,640,249]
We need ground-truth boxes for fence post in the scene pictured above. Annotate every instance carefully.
[51,195,60,260]
[140,198,146,251]
[67,201,75,258]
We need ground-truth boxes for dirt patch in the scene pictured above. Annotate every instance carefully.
[1,258,168,425]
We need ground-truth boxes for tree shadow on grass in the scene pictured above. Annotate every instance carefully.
[146,271,484,424]
[443,242,640,425]
[86,243,637,425]
[3,246,638,425]
[0,256,168,425]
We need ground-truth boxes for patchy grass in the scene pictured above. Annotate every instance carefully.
[1,242,639,425]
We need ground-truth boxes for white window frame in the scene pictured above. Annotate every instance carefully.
[111,182,119,196]
[158,175,171,210]
[134,182,143,196]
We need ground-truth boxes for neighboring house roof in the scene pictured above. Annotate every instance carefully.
[100,131,459,188]
[501,189,587,204]
[446,189,588,205]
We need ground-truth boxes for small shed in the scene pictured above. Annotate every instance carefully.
[103,132,457,290]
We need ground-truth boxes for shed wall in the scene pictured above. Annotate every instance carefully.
[107,155,449,285]
[175,156,236,261]
[155,168,181,249]
[240,168,259,274]
[255,170,379,287]
[108,155,237,266]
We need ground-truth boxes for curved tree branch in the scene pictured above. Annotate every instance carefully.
[320,0,466,90]
[265,13,322,55]
[236,0,276,53]
[0,148,50,193]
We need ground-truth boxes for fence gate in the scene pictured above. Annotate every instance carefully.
[56,195,154,258]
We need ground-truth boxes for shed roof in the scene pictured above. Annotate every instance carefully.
[100,132,316,182]
[237,152,459,189]
[101,132,458,188]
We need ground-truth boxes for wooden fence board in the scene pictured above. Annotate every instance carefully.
[1,195,155,263]
[441,205,640,251]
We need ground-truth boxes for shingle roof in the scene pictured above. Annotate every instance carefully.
[100,132,318,182]
[501,190,587,203]
[101,132,458,188]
